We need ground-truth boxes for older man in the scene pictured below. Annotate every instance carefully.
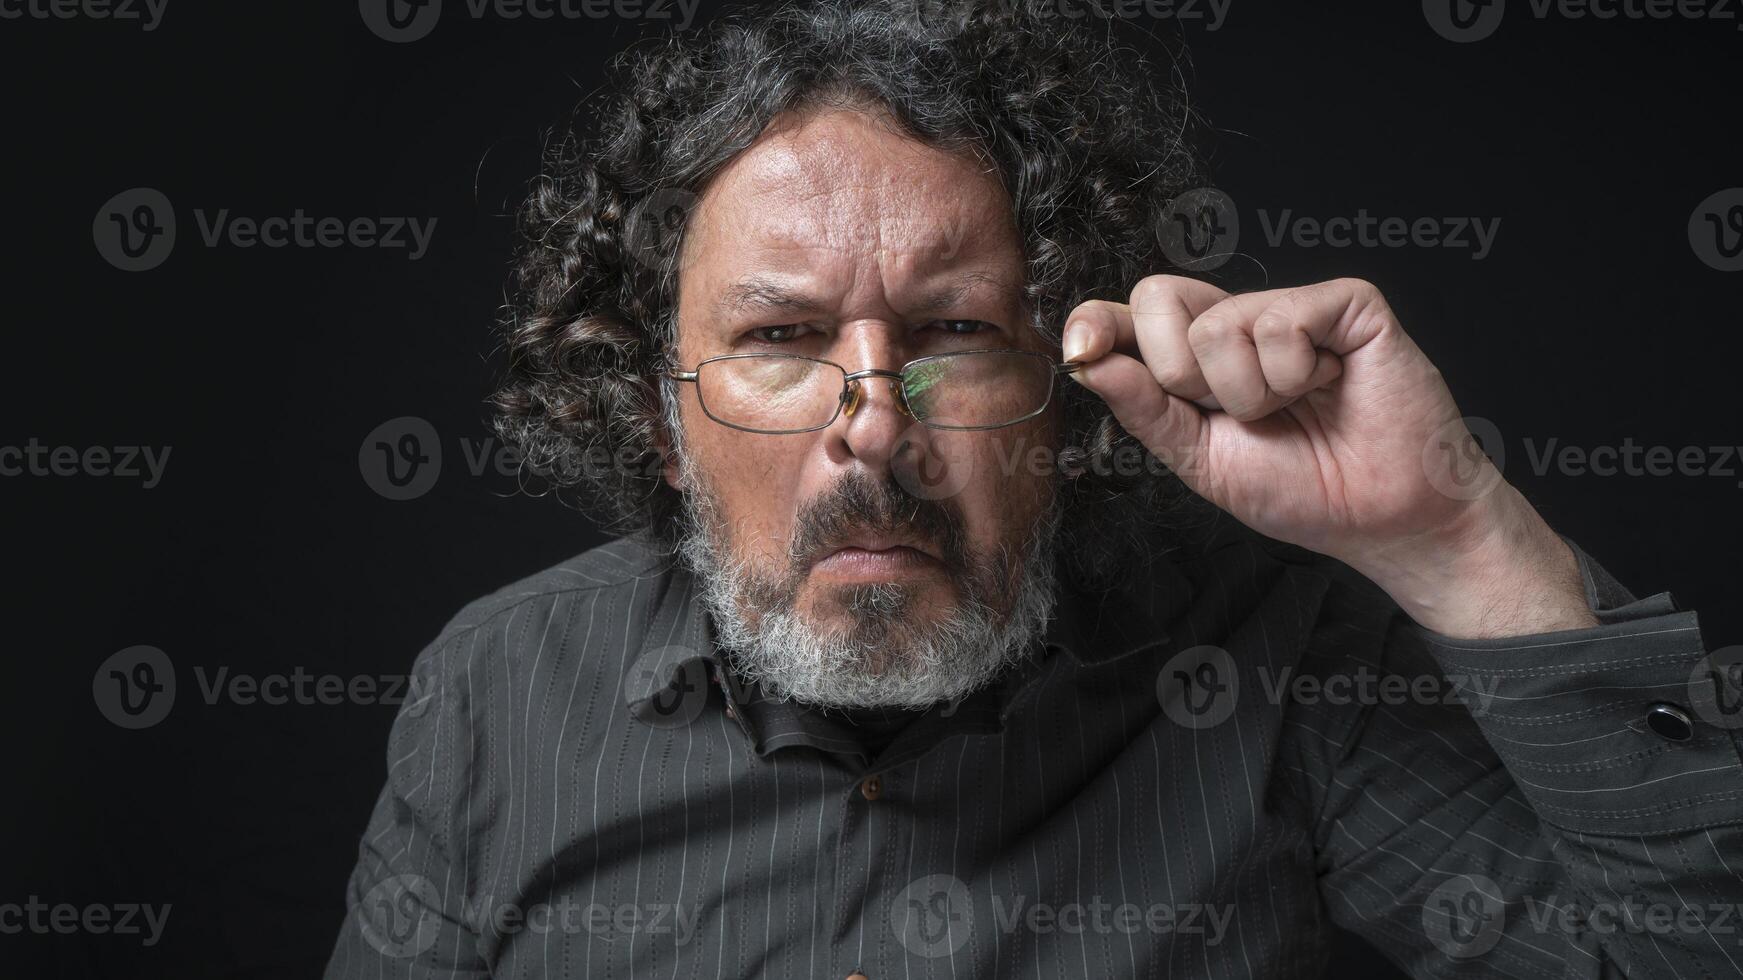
[325,2,1742,977]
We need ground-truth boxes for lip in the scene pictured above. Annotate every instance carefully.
[809,543,942,581]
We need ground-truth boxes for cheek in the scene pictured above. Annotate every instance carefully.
[681,413,811,547]
[943,420,1059,550]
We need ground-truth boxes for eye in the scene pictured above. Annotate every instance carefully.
[924,319,995,336]
[748,324,812,344]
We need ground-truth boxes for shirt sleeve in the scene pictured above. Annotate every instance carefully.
[323,625,490,980]
[1289,538,1743,979]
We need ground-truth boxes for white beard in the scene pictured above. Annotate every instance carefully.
[669,409,1059,710]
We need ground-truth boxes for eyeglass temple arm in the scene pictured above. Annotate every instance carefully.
[667,368,699,382]
[1055,361,1084,375]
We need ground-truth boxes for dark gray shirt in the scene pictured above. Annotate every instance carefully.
[324,524,1743,979]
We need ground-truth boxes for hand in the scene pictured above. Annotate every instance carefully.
[1064,275,1594,638]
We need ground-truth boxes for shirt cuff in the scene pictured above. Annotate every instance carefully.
[1406,538,1743,836]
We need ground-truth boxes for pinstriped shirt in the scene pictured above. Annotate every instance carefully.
[324,524,1743,979]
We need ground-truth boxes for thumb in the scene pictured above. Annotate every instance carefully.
[1070,350,1211,490]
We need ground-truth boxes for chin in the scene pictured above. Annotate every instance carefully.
[799,581,957,638]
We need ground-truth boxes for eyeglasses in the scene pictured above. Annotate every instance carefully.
[667,348,1083,435]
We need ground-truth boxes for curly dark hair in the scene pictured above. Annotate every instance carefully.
[491,0,1210,581]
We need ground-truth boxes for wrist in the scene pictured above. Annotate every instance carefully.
[1350,485,1596,639]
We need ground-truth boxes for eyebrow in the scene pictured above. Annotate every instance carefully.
[717,276,816,318]
[714,271,1013,321]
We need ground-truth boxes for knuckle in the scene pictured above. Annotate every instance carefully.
[1187,311,1235,346]
[1129,274,1186,312]
[1251,310,1297,343]
[1151,358,1200,390]
[1328,277,1387,313]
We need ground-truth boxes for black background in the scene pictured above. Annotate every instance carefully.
[3,1,1739,976]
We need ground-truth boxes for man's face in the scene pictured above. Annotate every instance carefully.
[667,108,1062,707]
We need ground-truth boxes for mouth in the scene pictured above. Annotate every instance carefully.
[807,537,945,582]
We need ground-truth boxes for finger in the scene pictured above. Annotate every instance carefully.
[1186,293,1284,421]
[1127,275,1230,405]
[1256,329,1343,402]
[1187,279,1386,418]
[1060,299,1133,366]
[1070,349,1210,487]
[1233,277,1393,357]
[1061,278,1230,411]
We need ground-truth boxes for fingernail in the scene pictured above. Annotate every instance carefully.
[1062,322,1088,363]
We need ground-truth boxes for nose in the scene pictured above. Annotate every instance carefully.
[832,366,914,473]
[817,321,917,469]
[841,369,913,422]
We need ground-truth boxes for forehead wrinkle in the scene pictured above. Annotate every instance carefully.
[902,270,1012,318]
[683,110,1021,336]
[726,124,989,259]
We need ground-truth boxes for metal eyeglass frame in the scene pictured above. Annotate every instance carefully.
[666,347,1084,435]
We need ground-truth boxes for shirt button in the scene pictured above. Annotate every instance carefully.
[860,775,882,801]
[1646,703,1694,741]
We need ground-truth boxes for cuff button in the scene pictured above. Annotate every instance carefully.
[1646,703,1695,742]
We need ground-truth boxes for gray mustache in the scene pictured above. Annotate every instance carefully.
[788,470,967,571]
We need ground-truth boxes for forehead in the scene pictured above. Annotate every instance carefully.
[678,108,1020,301]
